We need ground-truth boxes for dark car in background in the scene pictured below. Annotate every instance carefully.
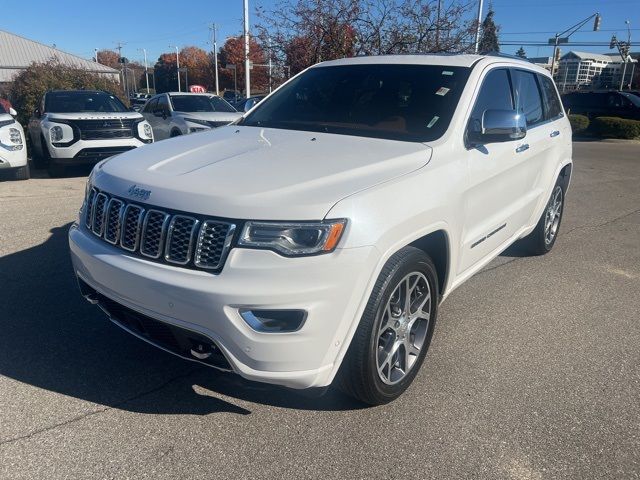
[232,95,266,112]
[562,91,640,120]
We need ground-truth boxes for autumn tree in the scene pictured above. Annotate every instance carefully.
[154,47,215,93]
[217,37,268,94]
[96,49,120,69]
[256,0,478,79]
[9,60,125,125]
[478,8,500,54]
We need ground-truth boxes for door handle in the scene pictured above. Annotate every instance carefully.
[515,144,529,153]
[550,130,560,138]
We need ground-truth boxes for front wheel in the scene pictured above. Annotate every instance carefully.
[11,164,30,180]
[337,247,439,405]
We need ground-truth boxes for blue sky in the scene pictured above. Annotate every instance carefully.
[1,0,637,64]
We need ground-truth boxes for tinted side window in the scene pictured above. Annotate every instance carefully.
[158,95,169,112]
[539,75,563,119]
[512,70,544,126]
[143,98,158,113]
[471,69,513,124]
[469,69,513,132]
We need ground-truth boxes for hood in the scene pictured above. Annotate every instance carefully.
[45,111,144,121]
[174,111,243,123]
[94,126,432,220]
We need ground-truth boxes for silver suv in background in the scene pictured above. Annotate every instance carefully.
[142,92,242,140]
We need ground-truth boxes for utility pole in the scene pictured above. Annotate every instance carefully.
[474,0,483,54]
[116,42,128,97]
[138,48,150,94]
[268,36,272,93]
[170,45,181,92]
[210,23,220,95]
[243,0,250,97]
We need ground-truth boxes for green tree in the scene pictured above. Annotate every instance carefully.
[9,60,125,126]
[478,8,500,54]
[516,46,526,58]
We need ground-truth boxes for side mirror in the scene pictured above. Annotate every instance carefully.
[33,108,41,118]
[153,109,166,119]
[9,107,17,116]
[474,109,526,144]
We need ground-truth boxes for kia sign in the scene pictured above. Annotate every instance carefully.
[190,85,206,93]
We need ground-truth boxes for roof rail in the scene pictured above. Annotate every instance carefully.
[484,51,532,63]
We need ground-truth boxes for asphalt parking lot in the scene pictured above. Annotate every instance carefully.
[1,140,639,479]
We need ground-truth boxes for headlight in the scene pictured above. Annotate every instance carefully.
[9,128,22,144]
[238,220,347,256]
[143,123,153,138]
[50,125,63,142]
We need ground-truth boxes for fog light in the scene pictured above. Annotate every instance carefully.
[239,309,307,333]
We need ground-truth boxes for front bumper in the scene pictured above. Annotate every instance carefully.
[48,138,146,163]
[0,146,27,169]
[69,224,378,389]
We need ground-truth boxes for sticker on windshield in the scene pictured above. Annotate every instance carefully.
[435,87,450,96]
[442,71,454,76]
[426,116,440,128]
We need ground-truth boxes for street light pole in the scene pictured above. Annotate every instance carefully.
[170,45,181,92]
[243,0,250,97]
[619,20,631,91]
[210,23,220,95]
[474,0,484,54]
[138,48,150,94]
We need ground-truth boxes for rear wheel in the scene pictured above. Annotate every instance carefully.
[337,247,438,405]
[521,180,564,255]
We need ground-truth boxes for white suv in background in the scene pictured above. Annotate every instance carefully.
[141,92,242,141]
[28,90,153,177]
[69,54,572,405]
[0,104,28,180]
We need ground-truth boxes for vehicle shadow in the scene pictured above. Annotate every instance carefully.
[0,223,363,416]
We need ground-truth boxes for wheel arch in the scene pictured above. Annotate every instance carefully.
[408,230,450,298]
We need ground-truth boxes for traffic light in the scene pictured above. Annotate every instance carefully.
[593,14,602,31]
[609,35,617,50]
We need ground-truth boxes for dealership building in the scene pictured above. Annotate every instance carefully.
[0,29,119,88]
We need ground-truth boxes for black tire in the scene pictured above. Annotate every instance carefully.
[520,178,565,255]
[11,164,30,181]
[170,129,182,137]
[30,134,50,170]
[337,246,439,406]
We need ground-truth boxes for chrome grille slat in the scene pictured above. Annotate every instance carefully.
[120,204,145,251]
[194,221,236,270]
[84,188,234,272]
[104,198,124,244]
[91,193,108,236]
[140,210,170,258]
[165,215,199,265]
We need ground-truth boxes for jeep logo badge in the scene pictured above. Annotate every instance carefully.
[127,185,151,201]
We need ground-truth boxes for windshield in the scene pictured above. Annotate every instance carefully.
[45,91,128,113]
[170,95,236,113]
[240,64,470,142]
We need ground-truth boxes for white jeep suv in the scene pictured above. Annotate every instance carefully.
[28,90,153,177]
[69,54,572,405]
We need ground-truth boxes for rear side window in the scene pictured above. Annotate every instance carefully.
[539,75,563,119]
[512,70,544,126]
[158,95,169,112]
[469,68,513,132]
